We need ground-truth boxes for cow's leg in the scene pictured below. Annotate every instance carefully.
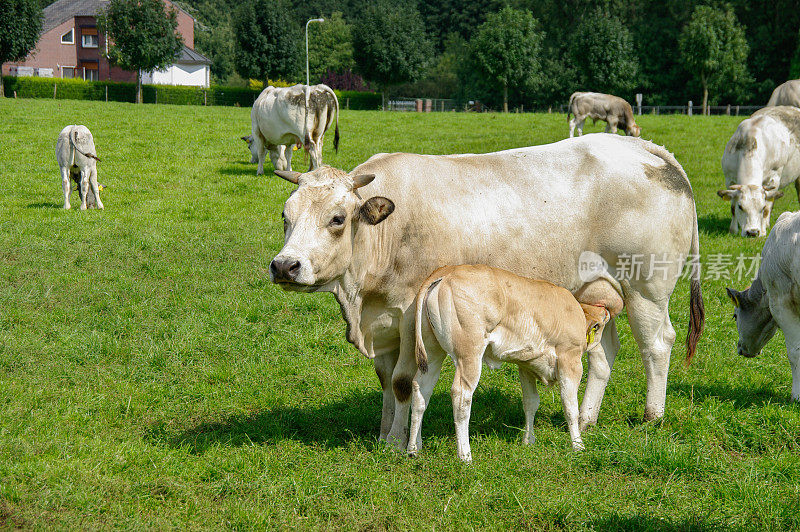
[605,120,618,134]
[284,144,294,172]
[308,138,323,171]
[626,293,676,421]
[768,295,800,401]
[452,346,484,462]
[386,311,420,447]
[60,166,71,209]
[579,318,620,430]
[406,347,446,456]
[268,146,285,172]
[79,168,89,210]
[518,366,540,445]
[254,135,266,175]
[576,117,586,136]
[557,348,585,450]
[374,343,401,441]
[794,179,800,203]
[89,166,103,210]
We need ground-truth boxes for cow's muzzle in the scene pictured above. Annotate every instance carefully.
[738,344,759,358]
[270,257,301,283]
[744,229,760,238]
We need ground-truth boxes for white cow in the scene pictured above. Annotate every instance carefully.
[727,210,800,401]
[56,125,103,210]
[406,265,615,461]
[718,106,800,237]
[767,80,800,108]
[269,134,704,445]
[567,92,641,137]
[245,84,340,175]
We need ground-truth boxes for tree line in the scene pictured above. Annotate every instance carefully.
[7,0,800,109]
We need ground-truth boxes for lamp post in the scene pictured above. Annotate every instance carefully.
[306,18,324,86]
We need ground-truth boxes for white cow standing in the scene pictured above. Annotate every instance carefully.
[718,106,800,237]
[56,125,103,210]
[245,84,340,175]
[767,80,800,108]
[269,135,704,444]
[727,210,800,401]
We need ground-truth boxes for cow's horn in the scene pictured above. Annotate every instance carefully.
[274,170,302,184]
[352,174,376,189]
[764,183,777,191]
[729,184,743,190]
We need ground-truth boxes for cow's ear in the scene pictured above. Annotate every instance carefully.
[275,170,301,184]
[726,287,741,307]
[359,196,394,225]
[717,189,738,201]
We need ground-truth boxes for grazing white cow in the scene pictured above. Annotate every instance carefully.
[56,125,103,210]
[718,106,800,237]
[404,265,616,461]
[245,84,340,175]
[767,80,800,108]
[269,134,704,445]
[567,92,641,137]
[727,210,800,401]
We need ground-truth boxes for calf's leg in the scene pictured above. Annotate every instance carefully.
[451,348,484,462]
[518,366,540,445]
[557,348,585,450]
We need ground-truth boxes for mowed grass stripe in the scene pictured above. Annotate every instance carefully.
[1,99,799,529]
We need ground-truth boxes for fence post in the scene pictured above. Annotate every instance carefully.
[204,89,207,106]
[155,89,157,105]
[688,101,692,116]
[105,85,108,102]
[441,100,444,112]
[53,83,57,99]
[346,97,349,110]
[736,105,740,116]
[548,107,552,113]
[13,91,17,98]
[726,104,730,115]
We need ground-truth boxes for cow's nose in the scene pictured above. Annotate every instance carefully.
[744,229,760,238]
[270,258,301,282]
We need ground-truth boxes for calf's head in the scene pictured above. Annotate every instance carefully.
[270,166,395,290]
[717,184,783,237]
[726,283,777,358]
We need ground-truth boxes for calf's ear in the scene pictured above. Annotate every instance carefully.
[726,287,740,307]
[717,189,738,201]
[359,197,395,225]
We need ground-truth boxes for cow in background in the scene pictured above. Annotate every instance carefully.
[56,125,103,210]
[718,106,800,237]
[245,84,340,175]
[567,92,641,137]
[767,80,800,108]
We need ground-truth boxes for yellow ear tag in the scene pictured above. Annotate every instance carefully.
[587,328,596,344]
[733,295,740,308]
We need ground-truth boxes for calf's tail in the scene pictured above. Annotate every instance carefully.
[685,211,704,365]
[414,276,442,373]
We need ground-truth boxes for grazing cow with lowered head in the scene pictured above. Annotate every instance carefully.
[718,106,800,237]
[567,92,641,137]
[243,84,339,175]
[269,135,703,445]
[403,265,616,461]
[727,210,800,401]
[56,125,103,210]
[767,80,800,108]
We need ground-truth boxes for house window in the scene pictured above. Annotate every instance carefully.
[82,63,99,81]
[62,66,75,78]
[81,28,98,48]
[61,29,74,44]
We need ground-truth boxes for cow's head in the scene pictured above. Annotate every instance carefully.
[627,123,641,137]
[717,184,783,237]
[269,166,395,290]
[726,284,777,358]
[241,135,258,163]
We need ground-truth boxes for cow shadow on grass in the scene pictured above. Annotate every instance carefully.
[697,213,731,235]
[588,513,730,531]
[145,387,554,454]
[27,201,62,209]
[669,381,788,409]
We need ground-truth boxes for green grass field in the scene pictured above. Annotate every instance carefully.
[1,99,799,530]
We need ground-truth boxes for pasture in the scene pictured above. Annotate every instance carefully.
[1,98,799,530]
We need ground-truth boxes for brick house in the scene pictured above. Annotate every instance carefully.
[2,0,211,87]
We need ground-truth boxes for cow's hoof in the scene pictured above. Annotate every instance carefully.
[80,204,87,211]
[97,202,104,210]
[572,441,586,452]
[64,203,71,210]
[642,409,663,422]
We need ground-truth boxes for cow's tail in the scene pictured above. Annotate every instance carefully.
[685,209,704,365]
[324,85,340,152]
[415,276,442,373]
[70,128,101,162]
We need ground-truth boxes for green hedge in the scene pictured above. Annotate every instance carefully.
[1,76,381,109]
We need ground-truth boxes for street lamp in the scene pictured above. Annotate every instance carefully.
[306,18,324,86]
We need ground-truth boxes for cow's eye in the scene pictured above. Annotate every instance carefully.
[329,215,345,227]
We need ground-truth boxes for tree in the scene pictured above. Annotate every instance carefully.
[470,7,544,112]
[679,4,749,114]
[98,0,183,103]
[0,0,43,98]
[233,0,301,86]
[307,12,354,83]
[569,8,640,97]
[352,1,431,109]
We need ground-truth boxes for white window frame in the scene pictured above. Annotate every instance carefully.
[60,65,76,78]
[61,28,74,44]
[81,33,98,48]
[83,66,99,81]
